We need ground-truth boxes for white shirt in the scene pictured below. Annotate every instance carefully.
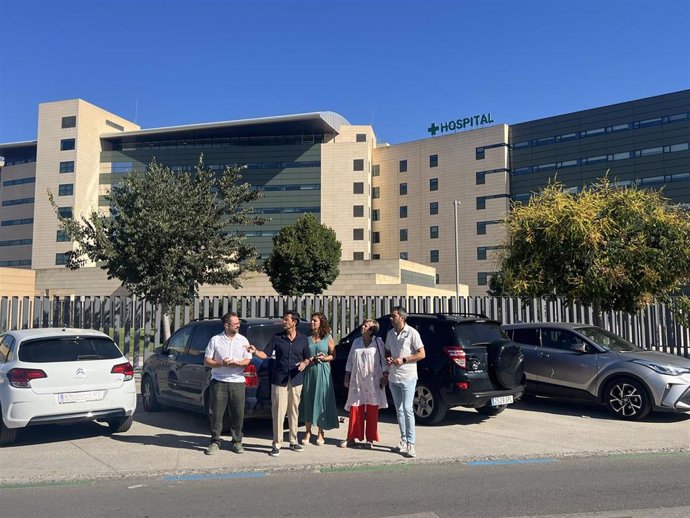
[385,323,424,384]
[204,331,252,383]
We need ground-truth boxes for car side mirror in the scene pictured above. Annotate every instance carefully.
[570,343,587,353]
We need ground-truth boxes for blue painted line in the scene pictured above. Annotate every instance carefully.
[466,458,557,466]
[162,472,267,481]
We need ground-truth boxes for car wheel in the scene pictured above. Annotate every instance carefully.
[488,339,524,390]
[205,391,232,433]
[107,415,133,433]
[475,404,507,416]
[413,382,447,425]
[604,378,652,420]
[141,375,162,412]
[0,410,18,446]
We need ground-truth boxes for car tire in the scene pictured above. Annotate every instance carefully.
[205,391,232,433]
[475,404,507,416]
[604,378,652,420]
[107,415,134,433]
[488,339,524,390]
[141,375,162,412]
[0,411,18,446]
[413,382,447,425]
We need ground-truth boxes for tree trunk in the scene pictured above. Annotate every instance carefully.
[592,298,603,327]
[161,301,172,341]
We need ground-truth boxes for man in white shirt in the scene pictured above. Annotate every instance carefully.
[385,306,425,458]
[204,312,252,455]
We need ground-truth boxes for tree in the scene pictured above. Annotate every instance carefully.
[50,156,263,339]
[489,176,690,324]
[264,213,342,296]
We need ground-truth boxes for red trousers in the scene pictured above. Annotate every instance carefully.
[347,404,380,442]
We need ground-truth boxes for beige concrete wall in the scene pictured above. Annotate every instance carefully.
[32,100,139,270]
[0,161,36,266]
[0,267,37,296]
[371,125,510,295]
[321,125,376,261]
[33,259,467,298]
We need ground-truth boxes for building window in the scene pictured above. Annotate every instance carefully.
[430,226,439,239]
[55,253,68,266]
[57,207,73,219]
[56,230,70,242]
[372,164,380,177]
[60,138,75,151]
[353,228,364,240]
[353,159,364,171]
[353,182,364,194]
[59,161,75,173]
[476,147,485,160]
[356,133,367,143]
[58,184,74,196]
[476,194,509,210]
[373,232,380,244]
[478,272,494,286]
[372,254,380,260]
[353,205,364,217]
[477,220,502,235]
[435,274,440,284]
[399,183,407,195]
[372,209,380,221]
[430,250,439,263]
[400,252,408,260]
[399,160,407,173]
[476,172,485,185]
[430,154,438,168]
[429,178,438,191]
[61,116,76,128]
[430,202,438,215]
[400,229,408,241]
[372,187,380,199]
[353,252,364,260]
[399,206,408,218]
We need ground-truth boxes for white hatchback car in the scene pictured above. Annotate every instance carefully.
[0,327,137,445]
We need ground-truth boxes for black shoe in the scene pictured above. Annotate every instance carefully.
[230,442,245,454]
[269,446,281,457]
[289,443,304,452]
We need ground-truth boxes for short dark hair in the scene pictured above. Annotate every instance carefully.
[222,311,239,325]
[283,310,300,323]
[391,306,407,321]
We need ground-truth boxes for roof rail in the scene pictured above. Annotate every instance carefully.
[406,312,489,319]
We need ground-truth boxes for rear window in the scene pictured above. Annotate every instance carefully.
[454,323,506,347]
[18,337,123,363]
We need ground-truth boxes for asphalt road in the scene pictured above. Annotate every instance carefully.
[2,452,690,517]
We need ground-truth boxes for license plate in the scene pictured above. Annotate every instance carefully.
[491,395,513,406]
[58,390,105,404]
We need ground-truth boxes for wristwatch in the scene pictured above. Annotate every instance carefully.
[402,357,407,364]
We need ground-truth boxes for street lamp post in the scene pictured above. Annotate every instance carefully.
[453,200,461,312]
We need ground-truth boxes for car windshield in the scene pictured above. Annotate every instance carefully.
[454,322,506,347]
[575,326,641,352]
[18,337,123,362]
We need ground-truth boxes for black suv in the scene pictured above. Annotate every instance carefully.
[332,313,525,424]
[140,317,311,429]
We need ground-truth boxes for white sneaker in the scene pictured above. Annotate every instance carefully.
[392,439,407,453]
[405,444,416,458]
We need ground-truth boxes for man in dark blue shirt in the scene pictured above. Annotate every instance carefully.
[248,311,311,457]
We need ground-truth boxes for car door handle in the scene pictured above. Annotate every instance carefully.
[539,352,550,358]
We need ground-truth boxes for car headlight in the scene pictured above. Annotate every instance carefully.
[631,359,690,376]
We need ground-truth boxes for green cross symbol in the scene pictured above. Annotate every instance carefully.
[428,123,440,136]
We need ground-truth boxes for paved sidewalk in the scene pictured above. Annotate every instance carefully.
[1,396,689,484]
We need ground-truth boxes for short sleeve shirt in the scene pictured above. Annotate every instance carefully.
[205,331,251,383]
[263,331,310,386]
[385,323,425,384]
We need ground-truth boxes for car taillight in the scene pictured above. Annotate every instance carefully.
[7,368,48,388]
[444,346,467,369]
[111,362,134,381]
[244,364,258,387]
[456,381,469,390]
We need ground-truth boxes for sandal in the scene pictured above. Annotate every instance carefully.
[339,439,354,448]
[300,431,312,445]
[316,430,325,446]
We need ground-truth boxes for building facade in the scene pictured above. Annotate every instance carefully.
[1,90,688,296]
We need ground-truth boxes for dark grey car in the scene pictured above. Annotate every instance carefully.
[503,322,690,420]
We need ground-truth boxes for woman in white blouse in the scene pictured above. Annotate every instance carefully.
[340,319,389,448]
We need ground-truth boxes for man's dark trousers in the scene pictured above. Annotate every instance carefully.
[210,379,245,444]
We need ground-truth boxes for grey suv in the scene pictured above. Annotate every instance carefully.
[503,322,690,420]
[141,317,310,429]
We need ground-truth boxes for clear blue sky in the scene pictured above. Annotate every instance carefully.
[1,0,688,145]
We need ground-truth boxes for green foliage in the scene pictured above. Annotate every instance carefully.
[490,175,690,316]
[264,213,342,296]
[50,156,263,308]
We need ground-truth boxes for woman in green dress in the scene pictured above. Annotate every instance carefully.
[300,312,339,445]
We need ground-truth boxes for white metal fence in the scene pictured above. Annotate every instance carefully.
[1,294,688,367]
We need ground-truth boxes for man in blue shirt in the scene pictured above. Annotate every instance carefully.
[248,311,311,457]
